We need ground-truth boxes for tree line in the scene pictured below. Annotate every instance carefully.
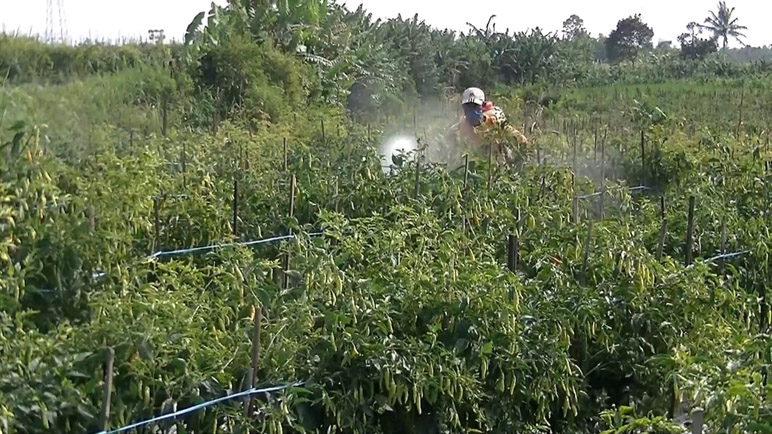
[2,1,770,125]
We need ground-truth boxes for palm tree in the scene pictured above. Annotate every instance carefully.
[699,1,748,49]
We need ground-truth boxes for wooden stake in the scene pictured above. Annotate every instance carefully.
[289,175,297,219]
[283,175,296,290]
[283,138,288,171]
[572,174,579,225]
[758,267,769,386]
[660,195,666,220]
[487,144,493,189]
[461,154,471,233]
[463,154,470,191]
[572,131,579,224]
[657,197,667,261]
[736,85,745,140]
[599,128,607,219]
[765,161,770,223]
[98,347,115,431]
[181,141,187,188]
[572,129,578,178]
[685,196,696,266]
[213,90,220,136]
[245,306,262,416]
[334,178,340,213]
[691,408,704,434]
[161,94,168,137]
[414,150,421,199]
[640,130,646,184]
[582,221,594,279]
[507,235,518,272]
[153,197,160,253]
[719,218,727,275]
[232,179,239,237]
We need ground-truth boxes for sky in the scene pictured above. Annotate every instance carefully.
[2,0,770,48]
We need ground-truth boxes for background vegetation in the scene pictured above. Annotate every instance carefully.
[1,0,770,433]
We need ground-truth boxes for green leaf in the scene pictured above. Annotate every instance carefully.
[481,341,494,356]
[137,339,155,360]
[8,120,26,132]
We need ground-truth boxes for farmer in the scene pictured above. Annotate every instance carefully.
[456,87,528,165]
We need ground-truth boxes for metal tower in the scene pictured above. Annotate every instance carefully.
[45,0,67,42]
[57,0,68,42]
[45,0,53,41]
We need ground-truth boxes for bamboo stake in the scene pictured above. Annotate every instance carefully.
[232,179,239,237]
[153,197,160,253]
[98,348,115,431]
[640,130,646,185]
[657,196,667,261]
[572,127,578,177]
[283,138,288,171]
[691,408,704,434]
[765,161,770,223]
[283,175,296,290]
[245,306,262,416]
[488,144,493,189]
[582,221,594,281]
[572,131,579,224]
[685,196,696,266]
[161,94,168,137]
[536,146,541,166]
[462,154,470,233]
[719,218,727,275]
[599,131,606,220]
[463,154,470,191]
[414,150,421,199]
[181,141,187,188]
[507,235,519,272]
[334,178,340,213]
[736,85,745,140]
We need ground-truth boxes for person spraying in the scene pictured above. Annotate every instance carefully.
[455,87,528,165]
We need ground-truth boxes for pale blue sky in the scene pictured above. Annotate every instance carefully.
[2,0,769,47]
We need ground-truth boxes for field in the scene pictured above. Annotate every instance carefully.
[1,33,771,434]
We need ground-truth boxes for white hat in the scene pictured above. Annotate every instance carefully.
[462,87,485,105]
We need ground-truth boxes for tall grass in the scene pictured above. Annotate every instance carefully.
[0,34,178,85]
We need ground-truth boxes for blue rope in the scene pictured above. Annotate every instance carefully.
[577,185,650,200]
[628,185,651,192]
[37,232,325,291]
[682,250,751,270]
[147,232,325,260]
[703,250,751,264]
[95,381,305,434]
[577,192,602,199]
